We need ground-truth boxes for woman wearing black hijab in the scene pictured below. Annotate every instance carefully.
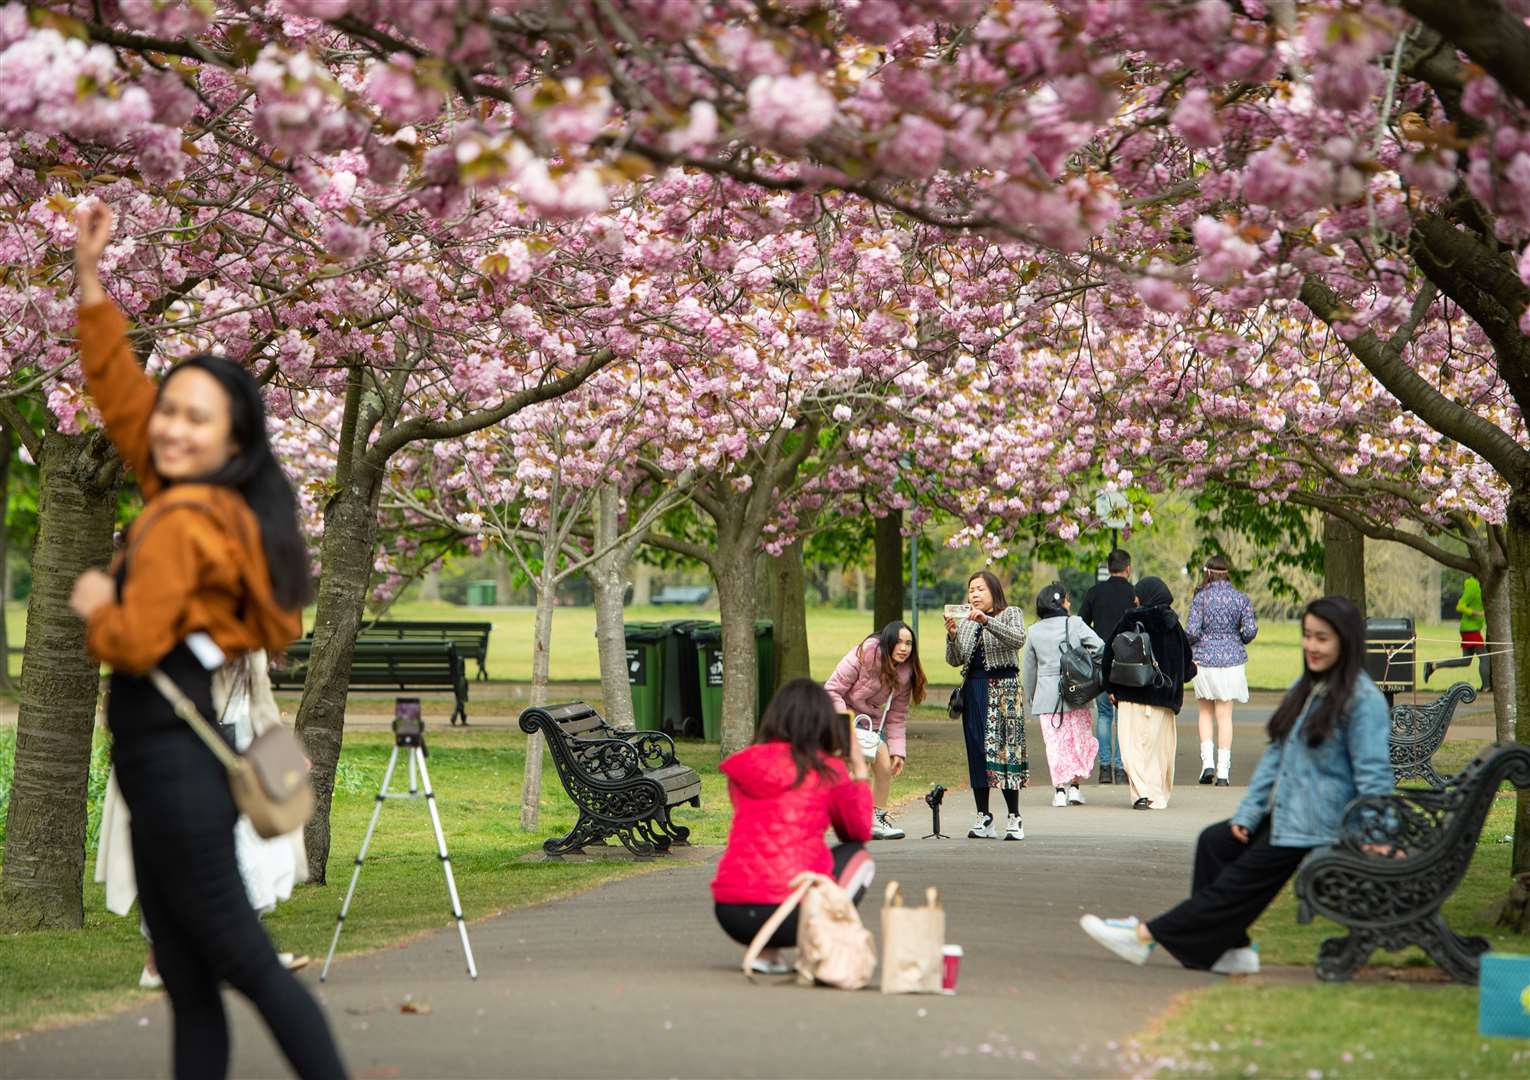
[1099,577,1197,810]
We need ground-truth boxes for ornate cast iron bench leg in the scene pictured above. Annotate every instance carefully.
[1315,931,1375,982]
[1414,914,1491,983]
[542,813,610,859]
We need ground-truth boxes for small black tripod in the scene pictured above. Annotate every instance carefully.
[923,784,949,839]
[320,702,477,981]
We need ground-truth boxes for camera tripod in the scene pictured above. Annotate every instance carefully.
[320,715,478,981]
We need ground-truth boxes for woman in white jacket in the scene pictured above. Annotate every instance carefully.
[1022,584,1105,809]
[96,651,307,987]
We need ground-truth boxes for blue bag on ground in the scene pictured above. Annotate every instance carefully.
[1477,953,1530,1038]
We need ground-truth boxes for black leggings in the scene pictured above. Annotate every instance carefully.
[113,727,347,1079]
[714,843,872,949]
[974,788,1020,817]
[1145,819,1310,970]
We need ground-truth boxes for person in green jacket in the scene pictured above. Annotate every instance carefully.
[1424,575,1492,692]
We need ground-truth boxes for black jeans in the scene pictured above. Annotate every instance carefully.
[714,843,871,949]
[1146,819,1309,970]
[110,657,347,1080]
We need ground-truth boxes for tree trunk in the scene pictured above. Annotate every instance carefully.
[855,566,867,612]
[590,485,637,731]
[294,477,382,884]
[0,424,12,691]
[1322,513,1368,618]
[630,561,654,606]
[1505,501,1530,881]
[714,541,760,755]
[418,564,441,603]
[873,511,904,632]
[767,537,810,690]
[1482,565,1516,743]
[493,551,514,607]
[0,432,118,930]
[518,570,555,830]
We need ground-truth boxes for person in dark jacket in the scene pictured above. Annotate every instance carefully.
[1099,576,1197,810]
[711,679,875,974]
[1080,549,1134,784]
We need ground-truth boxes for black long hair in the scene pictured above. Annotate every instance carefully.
[869,621,928,704]
[163,355,313,610]
[754,678,850,787]
[1266,596,1367,747]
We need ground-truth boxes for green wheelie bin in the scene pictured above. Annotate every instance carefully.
[622,622,670,731]
[690,622,725,742]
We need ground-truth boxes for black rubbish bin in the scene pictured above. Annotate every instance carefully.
[659,619,709,737]
[1365,616,1416,701]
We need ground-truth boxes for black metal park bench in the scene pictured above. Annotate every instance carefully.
[518,701,701,859]
[355,620,493,681]
[1389,682,1476,787]
[271,639,470,725]
[1293,742,1530,983]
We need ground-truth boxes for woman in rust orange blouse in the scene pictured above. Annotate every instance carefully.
[68,203,346,1080]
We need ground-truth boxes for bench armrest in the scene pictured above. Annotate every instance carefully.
[612,730,679,769]
[569,736,643,781]
[1337,791,1448,857]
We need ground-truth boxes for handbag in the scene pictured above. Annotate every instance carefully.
[1108,622,1172,691]
[854,696,893,761]
[880,881,945,994]
[1478,952,1530,1038]
[946,686,963,720]
[1057,618,1103,709]
[148,667,315,840]
[743,871,876,990]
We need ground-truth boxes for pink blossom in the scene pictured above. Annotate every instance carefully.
[117,0,210,37]
[1135,276,1191,314]
[747,74,836,145]
[1192,217,1261,283]
[1398,151,1458,198]
[1241,146,1333,213]
[877,114,945,179]
[1312,62,1382,113]
[278,0,353,17]
[1171,88,1220,148]
[143,70,199,126]
[844,0,913,45]
[134,125,185,184]
[367,54,443,125]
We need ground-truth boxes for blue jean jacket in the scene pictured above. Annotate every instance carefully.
[1230,673,1393,848]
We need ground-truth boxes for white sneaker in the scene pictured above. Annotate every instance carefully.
[968,811,996,838]
[1080,914,1154,966]
[1003,813,1025,841]
[871,810,906,840]
[1067,784,1086,805]
[1211,944,1260,975]
[1052,787,1068,808]
[138,966,163,990]
[749,956,793,975]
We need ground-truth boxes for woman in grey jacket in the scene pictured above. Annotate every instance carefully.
[1078,596,1392,975]
[1023,585,1105,809]
[946,571,1028,840]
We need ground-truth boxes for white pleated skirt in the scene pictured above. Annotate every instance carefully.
[1193,664,1249,703]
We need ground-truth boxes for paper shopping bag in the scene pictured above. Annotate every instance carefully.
[880,881,944,994]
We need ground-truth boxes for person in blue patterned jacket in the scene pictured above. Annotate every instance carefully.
[1186,555,1258,786]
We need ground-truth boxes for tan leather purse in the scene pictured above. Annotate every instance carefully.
[149,668,314,839]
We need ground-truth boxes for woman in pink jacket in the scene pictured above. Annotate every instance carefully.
[824,621,928,840]
[712,679,875,974]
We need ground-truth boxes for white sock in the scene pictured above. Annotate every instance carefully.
[1200,739,1215,770]
[1216,748,1231,780]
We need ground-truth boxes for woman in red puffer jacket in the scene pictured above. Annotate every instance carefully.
[712,678,875,974]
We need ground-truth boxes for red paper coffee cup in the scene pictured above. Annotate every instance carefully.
[942,945,963,994]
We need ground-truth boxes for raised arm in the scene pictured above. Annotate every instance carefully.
[981,606,1026,649]
[74,204,162,498]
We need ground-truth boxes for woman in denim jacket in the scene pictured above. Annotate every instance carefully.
[1079,596,1392,975]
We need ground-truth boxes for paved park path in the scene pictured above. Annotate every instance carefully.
[6,708,1300,1080]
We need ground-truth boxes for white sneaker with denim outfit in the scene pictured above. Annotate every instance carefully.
[1003,813,1025,841]
[871,809,905,840]
[138,966,163,990]
[968,811,996,838]
[1052,787,1068,808]
[1211,944,1260,975]
[1067,784,1085,805]
[1080,914,1154,966]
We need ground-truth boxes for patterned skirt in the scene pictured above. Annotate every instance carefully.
[961,666,1027,791]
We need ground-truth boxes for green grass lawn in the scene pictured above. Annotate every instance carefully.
[1143,738,1530,1075]
[0,598,1478,692]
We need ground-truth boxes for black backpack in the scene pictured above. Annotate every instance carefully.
[1057,619,1103,709]
[1108,621,1171,690]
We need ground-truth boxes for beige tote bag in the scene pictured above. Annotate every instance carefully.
[743,872,877,990]
[880,881,945,994]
